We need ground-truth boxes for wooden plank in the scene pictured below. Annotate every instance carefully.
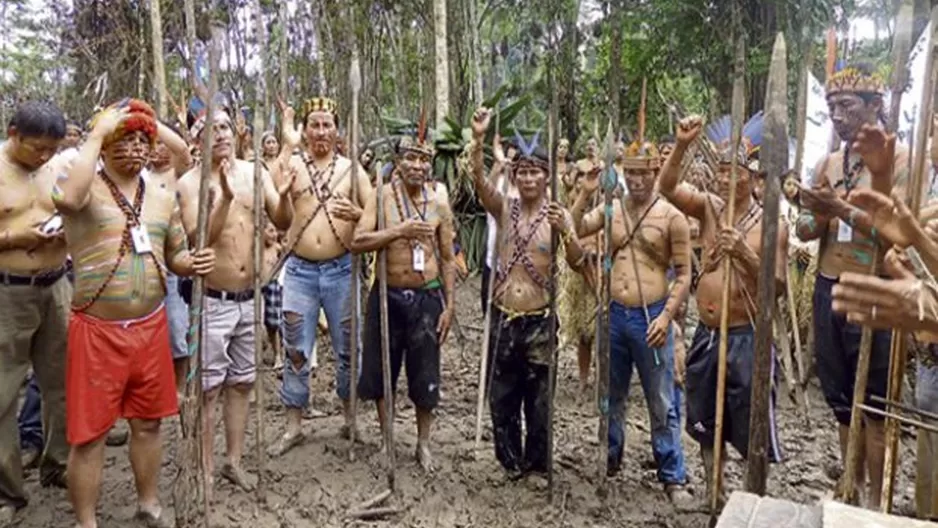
[823,500,938,528]
[716,492,821,528]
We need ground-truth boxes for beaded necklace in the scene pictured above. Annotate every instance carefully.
[494,197,551,291]
[73,170,166,312]
[300,152,350,251]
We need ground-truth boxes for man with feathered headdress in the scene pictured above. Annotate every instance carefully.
[349,112,456,471]
[657,115,788,506]
[572,138,693,504]
[795,62,914,508]
[266,96,374,457]
[468,107,587,482]
[55,99,216,528]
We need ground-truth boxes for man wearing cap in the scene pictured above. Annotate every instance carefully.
[176,107,293,493]
[572,139,693,504]
[795,63,914,508]
[268,97,374,456]
[657,116,788,506]
[55,99,216,528]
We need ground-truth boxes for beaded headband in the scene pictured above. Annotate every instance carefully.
[512,130,549,170]
[301,97,338,119]
[825,67,887,97]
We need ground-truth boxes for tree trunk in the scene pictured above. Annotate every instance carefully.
[279,0,289,99]
[468,0,484,104]
[149,0,168,119]
[433,0,450,127]
[607,0,623,131]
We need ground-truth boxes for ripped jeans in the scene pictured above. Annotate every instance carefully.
[279,253,354,408]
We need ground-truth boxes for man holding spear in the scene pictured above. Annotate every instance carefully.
[468,107,587,482]
[657,116,788,506]
[268,97,374,456]
[571,138,693,504]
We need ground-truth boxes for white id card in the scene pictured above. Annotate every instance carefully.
[837,220,853,242]
[131,225,153,254]
[412,245,426,272]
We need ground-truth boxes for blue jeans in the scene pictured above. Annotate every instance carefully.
[19,374,43,452]
[279,253,355,407]
[608,298,687,485]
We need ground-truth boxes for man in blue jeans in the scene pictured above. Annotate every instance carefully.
[267,97,374,457]
[571,139,692,504]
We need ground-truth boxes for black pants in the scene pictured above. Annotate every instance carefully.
[480,264,492,314]
[487,306,555,474]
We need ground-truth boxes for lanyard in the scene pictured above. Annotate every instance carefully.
[400,182,428,221]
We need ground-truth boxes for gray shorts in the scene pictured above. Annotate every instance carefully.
[166,273,189,360]
[201,296,256,391]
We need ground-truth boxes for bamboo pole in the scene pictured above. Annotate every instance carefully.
[249,0,269,505]
[710,31,745,524]
[547,36,560,503]
[744,32,787,497]
[883,8,938,513]
[172,10,218,528]
[348,52,362,456]
[840,0,914,507]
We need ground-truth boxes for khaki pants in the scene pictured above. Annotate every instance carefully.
[0,277,70,507]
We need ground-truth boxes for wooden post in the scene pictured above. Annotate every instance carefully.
[597,120,616,498]
[249,0,269,505]
[348,52,362,456]
[883,8,938,513]
[547,36,560,503]
[711,32,746,524]
[172,10,219,528]
[790,39,811,421]
[840,0,914,506]
[745,33,787,497]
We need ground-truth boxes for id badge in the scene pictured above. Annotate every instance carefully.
[131,225,153,254]
[412,245,426,272]
[837,220,853,242]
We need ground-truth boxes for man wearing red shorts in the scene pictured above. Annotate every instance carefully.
[54,100,215,528]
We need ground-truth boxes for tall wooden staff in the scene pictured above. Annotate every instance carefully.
[377,132,396,492]
[348,51,362,455]
[249,0,269,504]
[546,29,561,503]
[172,11,220,528]
[882,8,938,512]
[826,27,840,154]
[745,32,787,496]
[710,31,745,524]
[840,0,914,505]
[596,120,616,497]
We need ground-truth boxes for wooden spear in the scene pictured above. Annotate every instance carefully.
[172,10,220,528]
[249,0,269,504]
[348,51,362,456]
[547,35,561,503]
[377,134,396,493]
[840,0,914,506]
[883,7,938,513]
[710,32,746,524]
[596,120,616,498]
[744,32,788,497]
[826,27,841,154]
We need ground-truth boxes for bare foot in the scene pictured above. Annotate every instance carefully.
[416,443,435,473]
[221,463,257,492]
[134,505,170,528]
[267,431,306,458]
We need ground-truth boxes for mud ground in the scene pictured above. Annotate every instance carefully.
[14,276,921,527]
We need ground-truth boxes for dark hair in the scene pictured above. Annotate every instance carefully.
[9,101,67,139]
[659,135,675,145]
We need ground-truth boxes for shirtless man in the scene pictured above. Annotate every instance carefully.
[55,100,215,528]
[148,122,193,390]
[795,64,914,508]
[658,116,787,504]
[350,131,456,471]
[0,101,72,522]
[572,140,692,503]
[470,108,586,481]
[268,97,374,455]
[176,108,293,492]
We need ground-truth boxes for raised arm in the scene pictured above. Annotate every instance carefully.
[571,172,604,237]
[468,107,504,217]
[157,121,193,178]
[54,107,129,214]
[261,162,295,230]
[657,116,708,220]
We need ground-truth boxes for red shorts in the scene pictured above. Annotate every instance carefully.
[66,305,178,445]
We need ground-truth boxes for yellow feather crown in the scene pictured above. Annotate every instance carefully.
[825,68,887,97]
[301,97,338,118]
[621,141,661,170]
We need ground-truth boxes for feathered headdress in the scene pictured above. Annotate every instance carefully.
[397,108,434,157]
[621,140,661,171]
[511,129,549,171]
[825,67,887,97]
[90,98,157,147]
[705,111,763,171]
